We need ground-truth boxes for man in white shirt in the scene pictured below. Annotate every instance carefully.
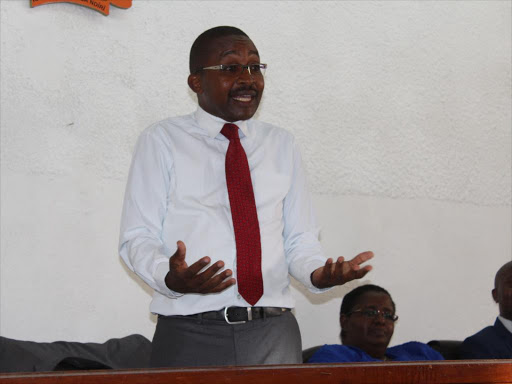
[119,26,373,367]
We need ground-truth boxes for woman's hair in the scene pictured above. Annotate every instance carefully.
[340,284,396,316]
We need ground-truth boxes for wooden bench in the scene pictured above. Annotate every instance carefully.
[1,360,511,384]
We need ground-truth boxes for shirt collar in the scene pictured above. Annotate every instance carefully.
[498,316,512,333]
[194,106,250,139]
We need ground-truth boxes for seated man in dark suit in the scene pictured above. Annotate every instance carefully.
[460,261,512,359]
[308,284,443,363]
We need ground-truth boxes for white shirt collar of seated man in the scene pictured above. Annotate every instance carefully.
[498,315,512,334]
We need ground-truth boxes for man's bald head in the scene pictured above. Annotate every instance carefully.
[189,26,249,74]
[495,261,512,289]
[493,261,512,320]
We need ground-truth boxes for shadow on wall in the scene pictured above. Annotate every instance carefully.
[290,277,373,306]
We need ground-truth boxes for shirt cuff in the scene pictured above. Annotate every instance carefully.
[154,260,184,298]
[303,258,333,294]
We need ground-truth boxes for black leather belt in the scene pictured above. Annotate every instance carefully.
[193,307,290,324]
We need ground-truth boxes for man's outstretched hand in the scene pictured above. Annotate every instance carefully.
[165,241,236,294]
[311,251,374,289]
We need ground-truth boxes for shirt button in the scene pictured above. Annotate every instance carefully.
[237,294,241,299]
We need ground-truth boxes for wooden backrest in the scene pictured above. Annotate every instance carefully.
[0,360,511,384]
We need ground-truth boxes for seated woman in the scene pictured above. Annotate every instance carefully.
[308,284,444,363]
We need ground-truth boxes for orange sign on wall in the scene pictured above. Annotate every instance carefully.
[31,0,131,16]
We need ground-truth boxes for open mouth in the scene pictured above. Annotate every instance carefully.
[232,95,254,103]
[232,95,255,103]
[230,89,258,104]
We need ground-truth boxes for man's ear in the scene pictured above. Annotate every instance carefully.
[188,73,203,94]
[492,288,498,303]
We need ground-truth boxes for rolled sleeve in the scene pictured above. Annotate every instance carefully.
[119,127,182,299]
[283,139,330,293]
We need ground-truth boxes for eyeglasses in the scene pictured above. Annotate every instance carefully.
[199,63,267,77]
[347,309,399,322]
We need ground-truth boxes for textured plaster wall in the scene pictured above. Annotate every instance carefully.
[1,1,511,351]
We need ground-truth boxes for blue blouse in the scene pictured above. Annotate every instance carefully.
[308,341,444,363]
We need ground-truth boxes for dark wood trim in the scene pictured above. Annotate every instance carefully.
[1,360,511,384]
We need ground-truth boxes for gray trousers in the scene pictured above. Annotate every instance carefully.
[150,310,302,367]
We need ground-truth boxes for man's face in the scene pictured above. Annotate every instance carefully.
[340,292,395,353]
[493,266,512,320]
[188,35,264,122]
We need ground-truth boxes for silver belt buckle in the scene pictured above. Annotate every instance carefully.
[223,307,250,324]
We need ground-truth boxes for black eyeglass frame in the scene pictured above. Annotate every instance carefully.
[346,308,399,322]
[197,63,267,76]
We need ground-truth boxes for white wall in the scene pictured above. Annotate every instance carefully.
[1,1,510,350]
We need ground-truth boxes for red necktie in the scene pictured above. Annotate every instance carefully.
[221,123,263,306]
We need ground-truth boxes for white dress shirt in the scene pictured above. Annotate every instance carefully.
[119,107,328,316]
